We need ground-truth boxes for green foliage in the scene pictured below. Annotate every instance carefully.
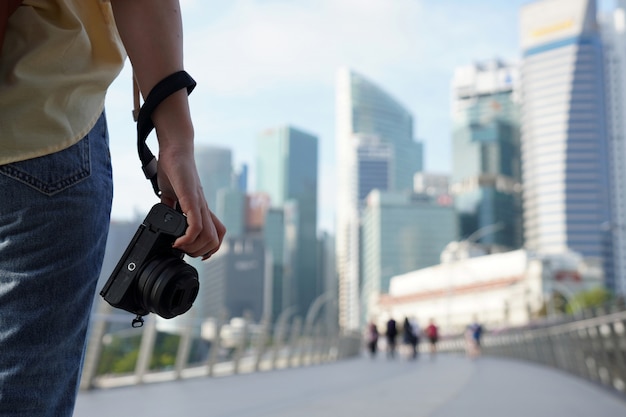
[97,334,142,375]
[566,287,613,314]
[149,333,181,371]
[96,331,182,375]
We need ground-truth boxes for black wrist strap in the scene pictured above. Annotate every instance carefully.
[135,70,196,197]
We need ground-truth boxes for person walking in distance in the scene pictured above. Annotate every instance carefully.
[425,318,439,359]
[0,2,226,416]
[386,317,398,359]
[365,321,379,359]
[410,316,421,360]
[403,317,418,360]
[466,318,483,359]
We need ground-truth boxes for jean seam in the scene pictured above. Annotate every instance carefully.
[0,141,91,196]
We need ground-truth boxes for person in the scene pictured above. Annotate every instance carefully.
[425,318,439,359]
[365,321,379,358]
[466,319,483,359]
[0,1,226,416]
[410,316,421,359]
[402,317,418,360]
[385,317,398,359]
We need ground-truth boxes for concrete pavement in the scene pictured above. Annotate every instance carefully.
[74,353,626,417]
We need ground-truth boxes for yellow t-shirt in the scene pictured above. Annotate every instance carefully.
[0,0,126,165]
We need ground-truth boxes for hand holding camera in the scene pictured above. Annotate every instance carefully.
[100,203,199,326]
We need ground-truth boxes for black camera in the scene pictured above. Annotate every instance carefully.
[100,203,199,325]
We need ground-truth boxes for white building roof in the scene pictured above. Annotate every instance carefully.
[388,249,530,296]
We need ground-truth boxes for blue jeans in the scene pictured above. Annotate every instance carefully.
[0,113,113,416]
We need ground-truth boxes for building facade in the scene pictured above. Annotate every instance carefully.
[199,236,269,323]
[520,0,613,287]
[335,68,423,330]
[195,146,234,210]
[256,126,319,318]
[360,190,457,324]
[376,249,604,334]
[451,60,523,250]
[600,1,626,295]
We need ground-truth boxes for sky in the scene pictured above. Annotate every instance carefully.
[105,0,615,232]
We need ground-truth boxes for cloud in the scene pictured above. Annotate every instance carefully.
[183,0,424,96]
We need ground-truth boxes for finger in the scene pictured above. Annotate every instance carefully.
[174,206,222,256]
[200,213,226,260]
[173,205,204,249]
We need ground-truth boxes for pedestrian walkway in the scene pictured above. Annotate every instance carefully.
[74,353,626,417]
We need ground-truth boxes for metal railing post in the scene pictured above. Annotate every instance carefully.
[287,317,302,367]
[271,306,297,369]
[135,318,158,384]
[174,321,194,380]
[207,310,227,377]
[233,311,251,374]
[79,302,113,390]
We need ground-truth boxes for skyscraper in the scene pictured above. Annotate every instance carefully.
[520,0,613,287]
[451,60,523,250]
[600,1,626,295]
[355,135,393,205]
[336,68,423,330]
[195,145,234,210]
[256,126,319,318]
[361,190,456,323]
[200,235,268,322]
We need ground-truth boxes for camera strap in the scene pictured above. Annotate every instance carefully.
[133,71,197,197]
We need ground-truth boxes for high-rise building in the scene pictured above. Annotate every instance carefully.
[256,126,319,318]
[361,190,457,323]
[600,1,626,295]
[200,236,269,322]
[520,0,614,287]
[413,172,450,197]
[195,146,234,210]
[261,203,301,322]
[336,68,423,330]
[317,231,339,334]
[216,188,246,237]
[355,134,394,207]
[236,163,248,193]
[451,60,523,250]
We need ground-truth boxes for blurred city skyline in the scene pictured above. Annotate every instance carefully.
[104,0,614,232]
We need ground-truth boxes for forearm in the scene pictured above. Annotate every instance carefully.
[110,1,225,258]
[110,0,184,94]
[110,0,193,148]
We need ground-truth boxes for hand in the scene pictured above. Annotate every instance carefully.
[157,144,226,260]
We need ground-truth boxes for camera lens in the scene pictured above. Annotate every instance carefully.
[137,256,199,319]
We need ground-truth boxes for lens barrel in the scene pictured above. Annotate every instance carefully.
[138,256,199,319]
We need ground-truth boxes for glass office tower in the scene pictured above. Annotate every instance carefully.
[336,68,423,329]
[520,0,613,286]
[256,126,319,318]
[451,60,523,250]
[361,190,457,323]
[195,145,234,210]
[600,1,626,295]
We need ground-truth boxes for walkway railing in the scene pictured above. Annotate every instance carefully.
[433,306,626,398]
[79,302,362,390]
[483,309,626,396]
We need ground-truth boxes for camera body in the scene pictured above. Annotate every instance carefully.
[100,203,199,320]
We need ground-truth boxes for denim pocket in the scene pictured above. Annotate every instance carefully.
[0,137,91,196]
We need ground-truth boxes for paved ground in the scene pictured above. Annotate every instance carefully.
[74,353,626,417]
